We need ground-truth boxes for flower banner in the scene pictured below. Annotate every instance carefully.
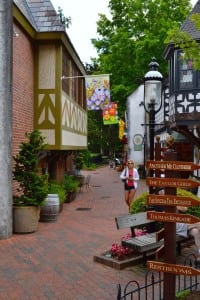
[85,75,110,110]
[119,119,125,140]
[102,102,119,125]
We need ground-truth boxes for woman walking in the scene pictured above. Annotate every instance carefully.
[120,159,139,211]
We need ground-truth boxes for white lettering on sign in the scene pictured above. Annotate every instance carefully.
[148,162,192,171]
[148,212,191,223]
[149,179,192,187]
[148,196,191,206]
[147,179,192,188]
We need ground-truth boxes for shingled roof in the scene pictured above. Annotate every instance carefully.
[14,0,65,32]
[180,0,200,40]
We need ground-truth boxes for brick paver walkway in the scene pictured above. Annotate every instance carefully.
[0,165,197,299]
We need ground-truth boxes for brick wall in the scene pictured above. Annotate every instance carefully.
[13,23,34,157]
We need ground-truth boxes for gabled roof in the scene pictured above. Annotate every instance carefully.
[13,0,86,71]
[163,1,200,59]
[180,0,200,40]
[14,0,65,32]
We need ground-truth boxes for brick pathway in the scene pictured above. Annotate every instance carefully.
[0,165,197,299]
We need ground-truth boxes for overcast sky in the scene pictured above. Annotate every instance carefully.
[51,0,109,64]
[51,0,197,64]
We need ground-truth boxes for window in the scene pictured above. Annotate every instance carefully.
[178,52,194,90]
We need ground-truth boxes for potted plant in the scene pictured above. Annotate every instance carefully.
[63,175,79,202]
[13,130,48,233]
[73,151,84,175]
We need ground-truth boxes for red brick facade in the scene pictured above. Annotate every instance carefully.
[13,23,34,157]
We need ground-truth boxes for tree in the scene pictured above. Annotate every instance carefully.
[166,13,200,70]
[92,0,192,115]
[13,130,48,207]
[87,110,120,156]
[87,0,191,157]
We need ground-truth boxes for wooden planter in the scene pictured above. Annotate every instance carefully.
[13,206,40,233]
[65,191,77,203]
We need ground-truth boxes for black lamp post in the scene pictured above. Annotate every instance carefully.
[144,58,163,193]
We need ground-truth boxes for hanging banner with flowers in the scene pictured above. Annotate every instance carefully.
[119,119,125,140]
[102,102,119,125]
[85,75,110,110]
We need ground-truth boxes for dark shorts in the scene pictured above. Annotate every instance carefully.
[124,183,135,191]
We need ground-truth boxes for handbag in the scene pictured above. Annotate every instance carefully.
[121,169,126,182]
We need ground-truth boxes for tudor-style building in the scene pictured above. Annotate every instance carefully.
[163,1,200,147]
[13,0,87,183]
[154,1,200,175]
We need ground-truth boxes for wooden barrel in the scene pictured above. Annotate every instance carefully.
[39,194,59,222]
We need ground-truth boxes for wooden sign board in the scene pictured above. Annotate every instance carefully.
[146,160,200,171]
[147,211,200,224]
[146,177,200,189]
[147,194,200,207]
[147,261,200,276]
[156,228,165,241]
[155,245,165,260]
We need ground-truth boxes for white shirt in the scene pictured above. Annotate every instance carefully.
[120,167,140,189]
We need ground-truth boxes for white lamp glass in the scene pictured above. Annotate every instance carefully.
[144,80,162,112]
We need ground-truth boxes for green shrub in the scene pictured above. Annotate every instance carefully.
[48,182,66,205]
[130,192,148,213]
[63,175,79,193]
[176,289,190,299]
[130,189,200,217]
[13,130,48,206]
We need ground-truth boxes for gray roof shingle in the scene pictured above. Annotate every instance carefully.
[14,0,65,32]
[180,0,200,40]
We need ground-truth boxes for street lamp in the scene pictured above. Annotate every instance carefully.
[144,58,163,192]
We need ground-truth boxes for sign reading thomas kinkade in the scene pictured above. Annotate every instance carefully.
[86,75,110,110]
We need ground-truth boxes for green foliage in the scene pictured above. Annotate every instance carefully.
[13,130,48,206]
[63,175,79,193]
[166,27,200,70]
[130,192,148,213]
[176,289,190,299]
[57,7,71,28]
[130,189,200,217]
[73,151,84,170]
[165,11,200,70]
[88,110,121,156]
[48,182,66,205]
[87,0,191,156]
[92,0,191,112]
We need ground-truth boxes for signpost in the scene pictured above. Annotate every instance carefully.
[146,160,200,171]
[146,156,200,300]
[147,261,200,276]
[146,177,200,189]
[147,194,200,207]
[147,211,200,224]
